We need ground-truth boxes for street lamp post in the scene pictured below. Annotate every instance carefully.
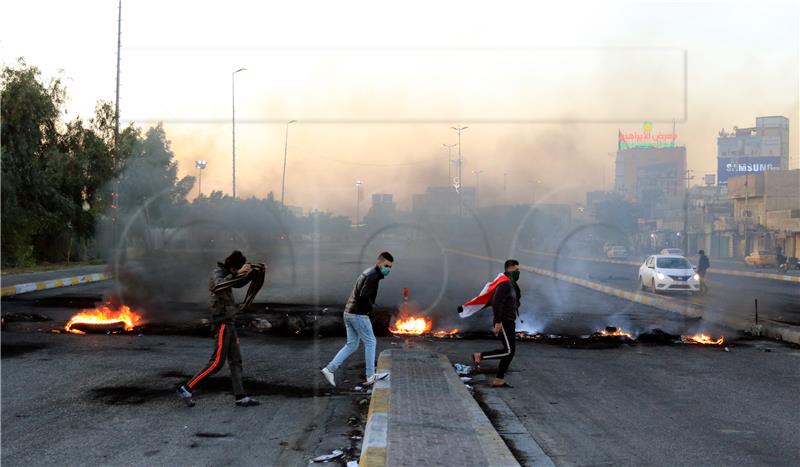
[280,119,297,207]
[231,67,246,198]
[442,143,457,188]
[195,160,207,198]
[472,169,484,208]
[451,126,468,216]
[355,180,363,227]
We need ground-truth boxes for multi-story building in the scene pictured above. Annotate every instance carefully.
[717,116,789,186]
[727,169,800,256]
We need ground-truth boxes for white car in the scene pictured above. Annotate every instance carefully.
[659,248,684,256]
[639,255,700,294]
[607,246,628,259]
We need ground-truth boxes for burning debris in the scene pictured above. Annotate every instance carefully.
[65,304,142,334]
[432,328,460,338]
[389,317,432,336]
[594,326,635,340]
[681,333,724,345]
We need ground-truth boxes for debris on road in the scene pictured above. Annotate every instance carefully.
[453,363,472,375]
[311,449,344,462]
[2,312,51,322]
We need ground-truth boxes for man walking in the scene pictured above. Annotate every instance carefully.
[321,251,394,387]
[471,259,521,388]
[697,249,710,294]
[177,250,266,407]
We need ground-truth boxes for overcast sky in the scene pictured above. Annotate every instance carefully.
[2,0,798,216]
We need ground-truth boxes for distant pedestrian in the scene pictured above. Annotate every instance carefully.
[321,251,394,387]
[464,259,521,388]
[177,250,266,407]
[697,250,710,294]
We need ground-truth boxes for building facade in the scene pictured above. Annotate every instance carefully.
[717,116,789,186]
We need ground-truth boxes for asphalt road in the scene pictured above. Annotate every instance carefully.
[516,251,800,329]
[3,240,799,467]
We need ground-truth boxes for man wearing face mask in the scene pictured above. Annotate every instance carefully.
[321,251,394,387]
[473,259,521,388]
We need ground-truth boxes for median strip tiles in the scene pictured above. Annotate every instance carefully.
[521,249,800,283]
[0,272,112,297]
[360,349,519,467]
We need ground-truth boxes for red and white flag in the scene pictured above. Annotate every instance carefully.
[458,273,509,318]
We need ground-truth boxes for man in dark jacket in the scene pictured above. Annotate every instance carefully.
[697,250,710,294]
[473,259,521,388]
[321,251,393,387]
[177,250,266,407]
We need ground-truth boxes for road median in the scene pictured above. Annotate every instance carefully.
[360,349,519,467]
[1,272,111,297]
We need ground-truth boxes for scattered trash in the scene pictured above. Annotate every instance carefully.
[347,416,360,427]
[2,312,51,322]
[200,318,210,325]
[453,363,472,376]
[253,318,272,330]
[353,386,362,391]
[724,346,730,352]
[464,384,474,392]
[311,450,344,462]
[359,398,369,406]
[366,389,372,395]
[347,461,358,467]
[460,376,473,383]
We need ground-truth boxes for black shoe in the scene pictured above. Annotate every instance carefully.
[176,385,195,407]
[235,396,260,407]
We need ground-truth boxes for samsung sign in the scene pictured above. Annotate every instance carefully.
[717,157,781,185]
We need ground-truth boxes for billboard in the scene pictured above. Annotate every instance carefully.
[618,121,678,150]
[717,157,781,185]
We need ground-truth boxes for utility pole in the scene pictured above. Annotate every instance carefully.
[683,169,694,253]
[112,0,122,247]
[231,67,246,198]
[451,126,468,216]
[355,180,363,227]
[442,143,457,188]
[280,120,297,206]
[472,170,484,208]
[744,156,750,256]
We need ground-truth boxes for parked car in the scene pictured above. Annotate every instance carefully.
[744,251,778,268]
[659,248,684,256]
[638,255,700,294]
[606,246,628,259]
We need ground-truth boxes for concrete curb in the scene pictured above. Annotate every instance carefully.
[447,249,800,345]
[521,248,800,283]
[360,349,520,467]
[1,272,112,297]
[360,352,391,467]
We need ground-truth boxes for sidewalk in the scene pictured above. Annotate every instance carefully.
[361,349,519,467]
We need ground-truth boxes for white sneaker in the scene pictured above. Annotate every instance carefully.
[321,367,336,387]
[364,372,389,386]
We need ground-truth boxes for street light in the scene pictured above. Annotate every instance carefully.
[451,126,468,216]
[354,180,364,227]
[231,67,246,198]
[280,119,297,207]
[442,143,457,188]
[472,169,484,208]
[195,160,207,198]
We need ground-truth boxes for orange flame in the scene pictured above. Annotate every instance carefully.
[65,304,142,334]
[432,328,459,338]
[681,333,724,345]
[597,327,634,339]
[389,317,432,336]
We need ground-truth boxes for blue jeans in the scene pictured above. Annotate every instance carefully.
[326,312,376,378]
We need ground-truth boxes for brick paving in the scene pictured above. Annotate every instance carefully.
[386,350,496,466]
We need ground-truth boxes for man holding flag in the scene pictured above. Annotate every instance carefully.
[458,259,521,388]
